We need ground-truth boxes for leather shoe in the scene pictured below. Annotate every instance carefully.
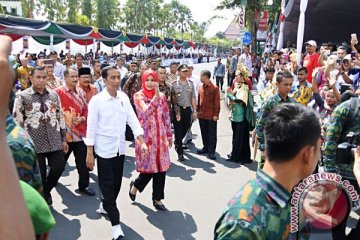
[240,159,253,165]
[226,158,240,163]
[153,200,167,211]
[79,187,96,196]
[129,181,136,201]
[178,154,185,162]
[197,148,208,154]
[208,153,216,160]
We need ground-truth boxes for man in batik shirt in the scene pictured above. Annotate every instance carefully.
[55,67,95,196]
[215,104,321,239]
[77,67,98,104]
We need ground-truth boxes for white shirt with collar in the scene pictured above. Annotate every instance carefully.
[54,61,65,80]
[84,88,144,158]
[118,66,128,80]
[189,75,201,100]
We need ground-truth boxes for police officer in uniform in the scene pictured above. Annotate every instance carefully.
[171,64,197,161]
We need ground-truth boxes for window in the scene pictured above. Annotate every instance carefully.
[10,7,16,15]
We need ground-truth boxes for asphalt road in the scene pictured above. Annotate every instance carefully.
[50,60,259,240]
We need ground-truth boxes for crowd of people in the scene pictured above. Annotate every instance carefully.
[7,39,223,239]
[215,38,360,239]
[2,31,360,239]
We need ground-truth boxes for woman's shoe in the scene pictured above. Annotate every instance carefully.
[129,181,136,201]
[153,200,167,211]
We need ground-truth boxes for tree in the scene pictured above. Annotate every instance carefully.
[216,31,225,39]
[82,0,92,21]
[36,0,67,21]
[21,0,34,18]
[67,0,78,23]
[217,0,281,50]
[95,0,119,29]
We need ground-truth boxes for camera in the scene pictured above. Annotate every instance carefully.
[336,132,360,164]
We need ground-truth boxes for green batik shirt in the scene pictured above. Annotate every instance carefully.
[6,115,43,193]
[227,93,245,122]
[255,94,296,150]
[214,169,299,240]
[323,97,360,180]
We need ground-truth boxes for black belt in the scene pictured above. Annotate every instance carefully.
[180,106,191,109]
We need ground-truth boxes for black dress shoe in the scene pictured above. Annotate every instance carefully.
[129,181,136,201]
[178,154,185,162]
[153,200,167,211]
[208,153,216,160]
[226,158,240,163]
[79,187,96,196]
[240,159,253,165]
[197,148,208,154]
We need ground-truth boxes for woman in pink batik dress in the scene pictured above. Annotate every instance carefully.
[129,69,172,211]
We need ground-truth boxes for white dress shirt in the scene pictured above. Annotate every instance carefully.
[119,66,128,80]
[240,53,253,76]
[189,75,201,100]
[84,89,144,158]
[54,61,65,80]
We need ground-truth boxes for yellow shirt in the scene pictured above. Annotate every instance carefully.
[17,66,33,90]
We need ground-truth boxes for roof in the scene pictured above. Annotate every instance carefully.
[283,0,360,45]
[224,15,241,39]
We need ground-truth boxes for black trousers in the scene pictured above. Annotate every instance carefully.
[230,121,251,163]
[134,172,166,201]
[199,119,217,154]
[215,76,224,90]
[37,150,66,195]
[97,154,125,226]
[64,141,89,190]
[173,107,192,155]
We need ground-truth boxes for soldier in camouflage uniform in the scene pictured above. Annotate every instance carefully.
[215,104,321,239]
[256,71,296,168]
[157,66,180,122]
[323,96,360,239]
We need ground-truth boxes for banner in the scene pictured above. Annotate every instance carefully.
[256,10,269,31]
[65,39,70,50]
[23,36,28,50]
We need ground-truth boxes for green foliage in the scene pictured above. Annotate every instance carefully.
[21,0,34,18]
[82,0,92,21]
[36,0,67,21]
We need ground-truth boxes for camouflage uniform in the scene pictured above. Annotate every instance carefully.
[255,94,296,168]
[6,115,43,193]
[323,97,360,180]
[214,169,305,239]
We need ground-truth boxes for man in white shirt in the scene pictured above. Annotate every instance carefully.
[239,45,253,80]
[116,57,128,81]
[49,51,65,81]
[84,66,148,240]
[183,64,201,145]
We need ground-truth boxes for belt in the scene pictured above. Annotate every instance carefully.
[180,106,191,109]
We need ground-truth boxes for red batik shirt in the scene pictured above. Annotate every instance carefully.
[55,86,88,142]
[78,84,98,103]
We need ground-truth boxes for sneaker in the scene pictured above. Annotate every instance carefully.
[96,202,107,215]
[112,224,125,239]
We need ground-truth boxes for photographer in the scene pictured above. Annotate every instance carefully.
[323,95,360,239]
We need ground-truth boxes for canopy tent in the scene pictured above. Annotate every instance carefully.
[280,0,360,47]
[0,14,207,50]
